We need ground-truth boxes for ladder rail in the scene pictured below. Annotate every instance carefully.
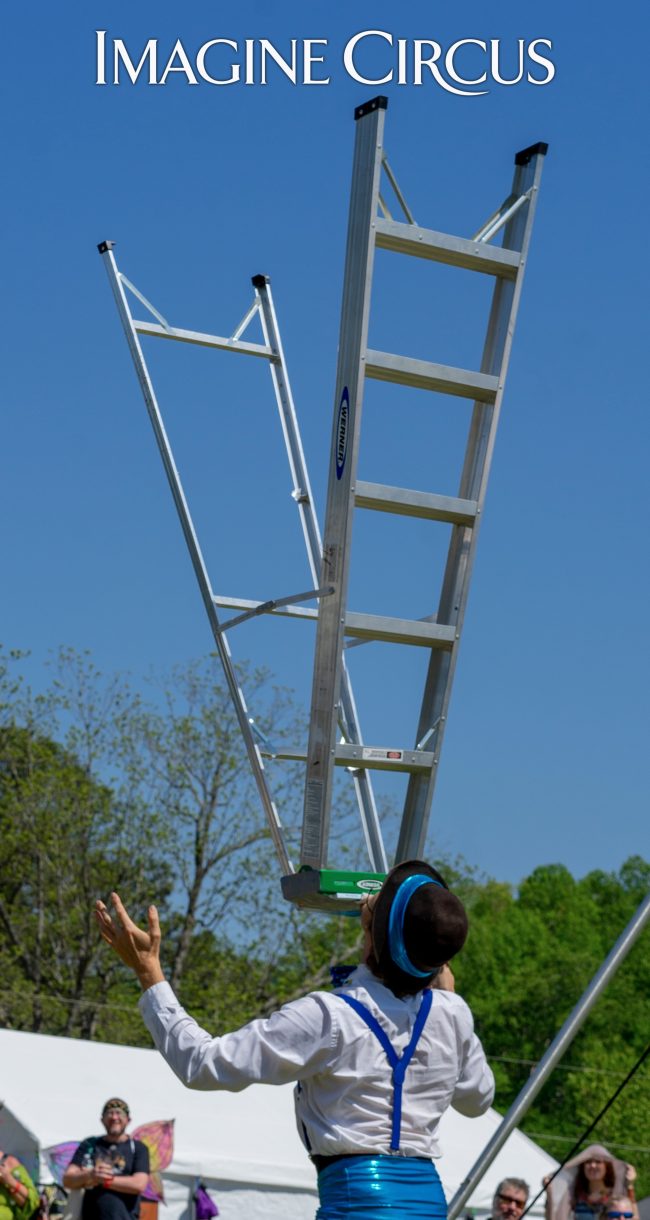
[301,97,388,870]
[251,277,388,871]
[398,144,548,860]
[97,242,293,876]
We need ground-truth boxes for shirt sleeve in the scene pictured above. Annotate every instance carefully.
[449,997,495,1117]
[132,1142,150,1175]
[12,1164,41,1220]
[69,1139,93,1168]
[139,981,337,1092]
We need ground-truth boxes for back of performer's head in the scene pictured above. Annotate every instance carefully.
[368,859,468,996]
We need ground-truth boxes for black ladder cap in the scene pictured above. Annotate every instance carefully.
[355,96,388,121]
[515,141,549,166]
[97,240,115,254]
[251,274,269,288]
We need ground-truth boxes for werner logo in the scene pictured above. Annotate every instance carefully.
[336,387,349,480]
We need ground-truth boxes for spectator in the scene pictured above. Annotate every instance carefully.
[493,1179,530,1220]
[544,1145,637,1220]
[95,860,495,1220]
[0,1150,40,1220]
[605,1196,639,1220]
[62,1100,149,1220]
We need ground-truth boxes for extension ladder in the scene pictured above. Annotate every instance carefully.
[282,97,547,910]
[98,248,387,886]
[100,96,547,914]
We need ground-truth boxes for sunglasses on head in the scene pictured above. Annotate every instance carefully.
[606,1213,633,1218]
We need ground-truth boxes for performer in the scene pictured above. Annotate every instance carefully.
[96,859,495,1219]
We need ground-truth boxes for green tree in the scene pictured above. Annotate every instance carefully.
[0,647,366,1035]
[0,724,170,1039]
[456,859,650,1195]
[132,658,303,992]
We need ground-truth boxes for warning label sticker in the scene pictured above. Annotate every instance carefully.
[362,748,404,762]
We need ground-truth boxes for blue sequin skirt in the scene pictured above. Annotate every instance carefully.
[316,1155,447,1219]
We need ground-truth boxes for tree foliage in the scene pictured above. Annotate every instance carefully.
[456,860,650,1195]
[0,647,362,1039]
[0,654,170,1038]
[0,647,647,1191]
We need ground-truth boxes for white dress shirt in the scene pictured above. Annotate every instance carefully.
[139,963,494,1159]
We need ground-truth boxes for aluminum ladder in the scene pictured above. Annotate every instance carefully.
[281,96,547,911]
[98,249,387,889]
[100,96,547,915]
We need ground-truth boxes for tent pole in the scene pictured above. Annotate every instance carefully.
[447,890,650,1220]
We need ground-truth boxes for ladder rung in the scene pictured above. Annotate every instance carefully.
[272,743,435,775]
[337,743,435,774]
[345,611,455,648]
[215,595,318,622]
[375,218,520,279]
[365,350,498,402]
[355,481,478,526]
[134,319,276,362]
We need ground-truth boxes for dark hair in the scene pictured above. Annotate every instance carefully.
[495,1179,530,1203]
[573,1162,615,1202]
[370,863,469,997]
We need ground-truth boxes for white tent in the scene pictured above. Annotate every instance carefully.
[0,1027,557,1220]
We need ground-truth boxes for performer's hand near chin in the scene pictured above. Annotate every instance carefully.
[95,892,165,991]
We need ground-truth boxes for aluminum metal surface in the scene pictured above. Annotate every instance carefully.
[344,611,455,648]
[99,245,292,875]
[133,318,275,360]
[398,147,546,862]
[255,278,387,872]
[374,218,520,277]
[301,100,387,869]
[365,350,499,401]
[354,481,478,526]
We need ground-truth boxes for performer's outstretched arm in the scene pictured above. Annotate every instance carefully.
[95,893,337,1092]
[95,892,165,991]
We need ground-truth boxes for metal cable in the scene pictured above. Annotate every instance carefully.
[521,1044,650,1219]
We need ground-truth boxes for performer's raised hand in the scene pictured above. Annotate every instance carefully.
[95,891,165,991]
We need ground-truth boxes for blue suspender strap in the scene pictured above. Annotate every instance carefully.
[338,988,433,1151]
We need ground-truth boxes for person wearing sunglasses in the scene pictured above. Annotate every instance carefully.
[544,1144,638,1220]
[605,1196,638,1220]
[492,1179,530,1220]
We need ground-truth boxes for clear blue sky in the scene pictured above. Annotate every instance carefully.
[4,0,648,888]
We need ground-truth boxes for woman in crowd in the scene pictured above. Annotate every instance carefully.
[95,858,495,1219]
[0,1150,40,1220]
[545,1145,638,1220]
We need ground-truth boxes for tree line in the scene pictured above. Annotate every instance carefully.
[0,647,648,1193]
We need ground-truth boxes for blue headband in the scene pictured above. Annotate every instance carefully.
[387,874,443,978]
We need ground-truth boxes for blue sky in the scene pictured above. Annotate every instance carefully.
[4,0,648,888]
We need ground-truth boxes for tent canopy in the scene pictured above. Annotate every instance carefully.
[0,1026,557,1209]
